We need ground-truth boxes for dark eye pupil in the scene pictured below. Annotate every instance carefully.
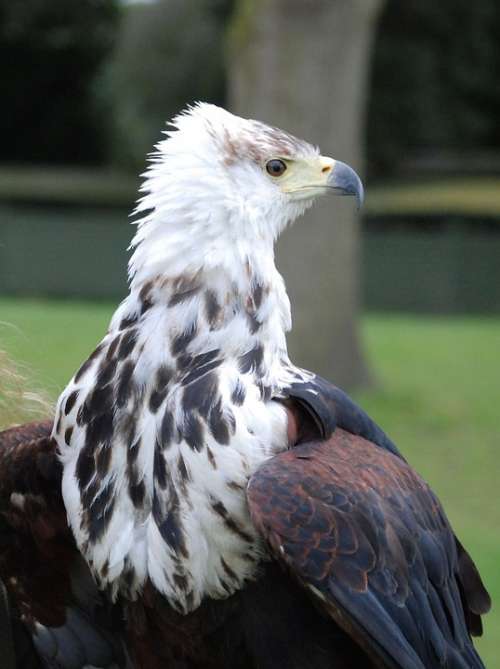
[266,159,286,176]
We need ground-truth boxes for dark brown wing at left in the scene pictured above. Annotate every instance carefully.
[0,420,70,627]
[247,429,490,669]
[0,421,125,668]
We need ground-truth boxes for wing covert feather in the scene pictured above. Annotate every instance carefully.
[247,429,489,669]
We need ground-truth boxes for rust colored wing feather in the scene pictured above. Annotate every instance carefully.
[0,421,125,668]
[0,420,74,628]
[248,429,490,669]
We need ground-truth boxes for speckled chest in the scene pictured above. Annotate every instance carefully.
[54,302,289,613]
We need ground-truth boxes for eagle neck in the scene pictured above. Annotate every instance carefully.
[113,252,292,384]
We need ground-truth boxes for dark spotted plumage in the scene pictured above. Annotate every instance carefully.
[64,426,73,445]
[149,365,173,413]
[128,436,146,508]
[168,278,201,307]
[246,312,261,334]
[154,444,169,488]
[238,344,264,375]
[177,454,191,488]
[206,447,217,469]
[129,477,146,508]
[74,343,104,383]
[64,389,79,415]
[155,502,187,559]
[96,356,118,392]
[106,334,122,360]
[180,350,221,385]
[171,322,198,357]
[95,442,112,477]
[204,290,222,328]
[252,283,265,310]
[211,499,253,544]
[208,399,234,445]
[127,437,140,466]
[257,381,272,401]
[182,413,205,452]
[121,412,138,449]
[87,480,116,543]
[230,380,246,406]
[245,283,267,334]
[160,408,175,448]
[139,280,155,315]
[84,409,114,453]
[182,371,219,417]
[117,329,138,360]
[116,359,136,408]
[119,313,139,330]
[75,441,96,490]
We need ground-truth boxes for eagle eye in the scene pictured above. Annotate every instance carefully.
[266,159,287,177]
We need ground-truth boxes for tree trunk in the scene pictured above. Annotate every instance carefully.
[227,0,383,389]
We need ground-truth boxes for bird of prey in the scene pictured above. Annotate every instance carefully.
[0,104,490,669]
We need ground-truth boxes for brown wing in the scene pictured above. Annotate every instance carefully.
[0,420,70,626]
[248,429,490,669]
[0,421,124,668]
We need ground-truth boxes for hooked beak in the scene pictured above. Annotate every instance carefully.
[324,158,364,209]
[281,155,364,209]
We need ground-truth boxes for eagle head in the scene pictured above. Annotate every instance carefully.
[129,103,362,285]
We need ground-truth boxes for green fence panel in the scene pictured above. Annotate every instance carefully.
[362,228,500,313]
[1,204,500,313]
[0,205,131,299]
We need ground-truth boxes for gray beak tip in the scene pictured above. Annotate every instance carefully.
[328,160,364,210]
[355,181,364,210]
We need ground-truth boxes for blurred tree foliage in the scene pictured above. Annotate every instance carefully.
[367,0,500,176]
[0,0,119,165]
[104,0,233,171]
[3,0,500,176]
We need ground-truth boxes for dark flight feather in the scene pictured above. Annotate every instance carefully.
[247,426,490,669]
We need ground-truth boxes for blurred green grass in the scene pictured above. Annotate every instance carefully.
[0,297,498,664]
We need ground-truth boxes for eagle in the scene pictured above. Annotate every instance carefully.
[0,104,490,669]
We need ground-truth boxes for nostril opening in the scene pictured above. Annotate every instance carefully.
[321,166,332,174]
